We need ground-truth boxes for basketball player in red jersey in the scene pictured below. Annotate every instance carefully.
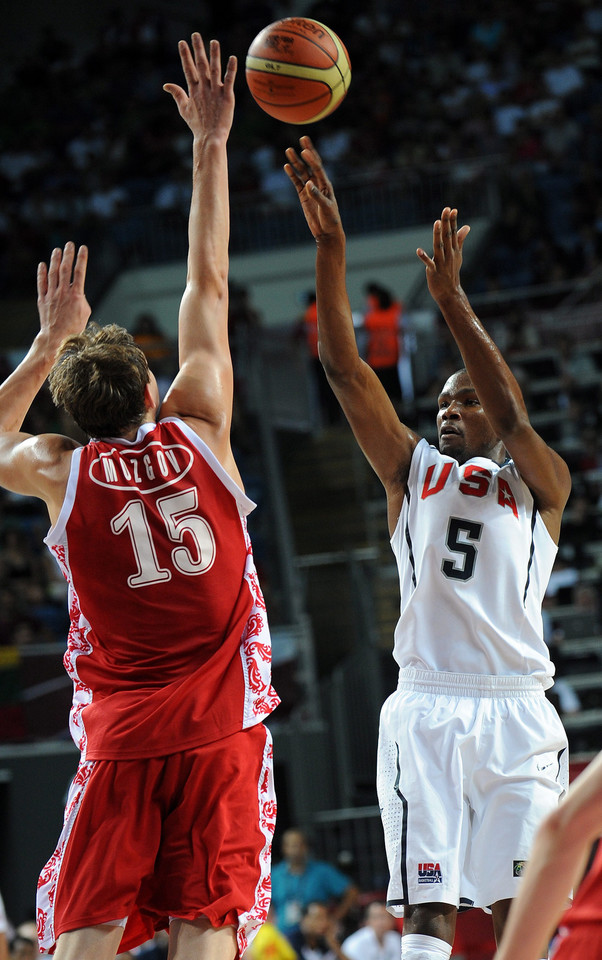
[0,35,279,960]
[284,137,571,960]
[495,751,602,960]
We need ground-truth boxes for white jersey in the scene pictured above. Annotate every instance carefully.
[391,439,557,684]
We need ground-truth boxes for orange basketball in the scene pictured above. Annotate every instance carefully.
[245,17,351,124]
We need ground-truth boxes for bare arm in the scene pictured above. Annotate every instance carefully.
[161,35,240,478]
[417,209,571,541]
[0,243,89,510]
[495,751,602,960]
[285,137,419,531]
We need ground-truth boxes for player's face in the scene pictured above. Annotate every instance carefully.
[437,371,503,464]
[282,830,307,865]
[367,903,394,936]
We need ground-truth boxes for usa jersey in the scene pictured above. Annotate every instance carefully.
[391,439,557,683]
[44,418,280,760]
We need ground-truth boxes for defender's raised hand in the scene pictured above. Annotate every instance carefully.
[285,136,343,242]
[163,33,236,143]
[37,242,91,347]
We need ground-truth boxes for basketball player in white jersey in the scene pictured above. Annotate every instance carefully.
[0,36,279,960]
[285,137,571,960]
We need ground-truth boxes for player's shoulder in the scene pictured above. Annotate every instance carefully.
[32,433,81,472]
[406,437,441,474]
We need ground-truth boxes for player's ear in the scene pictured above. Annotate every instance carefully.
[143,380,157,411]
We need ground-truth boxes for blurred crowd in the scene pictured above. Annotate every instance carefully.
[2,0,602,294]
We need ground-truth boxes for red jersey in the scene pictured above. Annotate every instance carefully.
[559,841,602,931]
[44,418,280,760]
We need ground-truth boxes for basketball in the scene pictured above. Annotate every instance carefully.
[245,17,351,124]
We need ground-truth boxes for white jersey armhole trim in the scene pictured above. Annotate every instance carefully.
[44,446,84,546]
[161,417,257,517]
[390,438,428,546]
[531,499,557,550]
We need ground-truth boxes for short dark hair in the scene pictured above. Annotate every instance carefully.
[48,323,150,438]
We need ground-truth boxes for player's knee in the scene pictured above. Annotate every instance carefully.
[403,901,457,941]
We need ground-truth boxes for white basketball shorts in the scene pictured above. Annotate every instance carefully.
[377,667,568,914]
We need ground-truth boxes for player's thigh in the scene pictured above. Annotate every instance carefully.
[54,922,126,960]
[151,723,275,922]
[54,757,165,915]
[377,690,470,905]
[470,694,567,904]
[378,689,468,827]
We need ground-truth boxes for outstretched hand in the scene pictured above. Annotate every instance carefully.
[416,207,471,304]
[163,33,236,143]
[284,136,343,243]
[37,242,91,347]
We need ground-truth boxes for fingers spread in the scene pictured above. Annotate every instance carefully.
[208,37,221,83]
[59,241,75,286]
[36,261,48,300]
[179,37,200,89]
[284,148,310,188]
[162,82,186,108]
[47,247,62,290]
[457,223,471,248]
[224,54,237,87]
[432,219,444,262]
[72,246,89,294]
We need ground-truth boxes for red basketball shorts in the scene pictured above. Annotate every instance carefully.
[37,724,276,956]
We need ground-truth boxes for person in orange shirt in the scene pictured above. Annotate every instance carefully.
[363,283,403,401]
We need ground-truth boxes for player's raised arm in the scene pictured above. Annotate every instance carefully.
[0,243,89,504]
[417,207,571,541]
[285,136,419,527]
[161,35,238,467]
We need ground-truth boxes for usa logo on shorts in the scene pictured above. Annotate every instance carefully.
[418,862,443,884]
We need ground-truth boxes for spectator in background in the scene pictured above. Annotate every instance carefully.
[287,902,351,960]
[9,921,40,959]
[341,901,402,960]
[297,290,340,427]
[227,280,262,413]
[131,312,175,395]
[271,828,359,939]
[362,283,402,402]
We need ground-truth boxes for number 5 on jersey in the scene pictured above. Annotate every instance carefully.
[442,517,483,582]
